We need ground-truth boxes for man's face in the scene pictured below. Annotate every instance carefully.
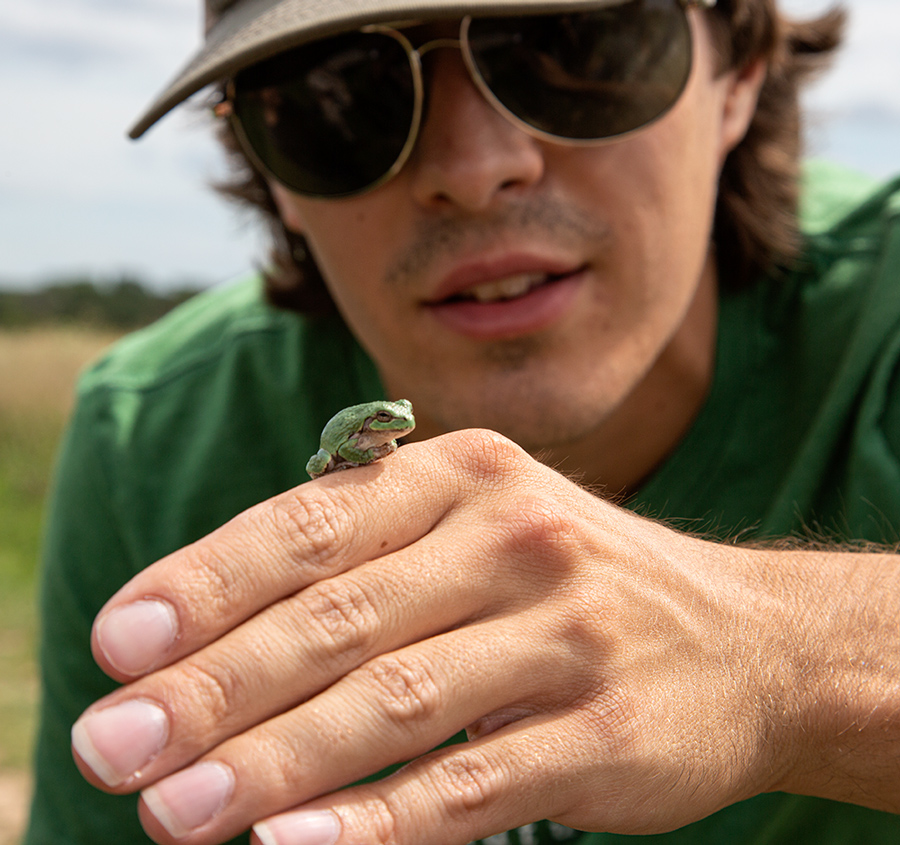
[269,11,761,460]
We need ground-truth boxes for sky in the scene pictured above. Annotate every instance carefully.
[1,0,898,291]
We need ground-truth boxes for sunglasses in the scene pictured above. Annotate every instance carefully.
[215,0,716,199]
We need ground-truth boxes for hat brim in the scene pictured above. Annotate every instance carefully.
[128,0,620,139]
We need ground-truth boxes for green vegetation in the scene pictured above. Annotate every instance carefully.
[0,327,124,776]
[0,281,196,839]
[0,277,200,331]
[0,411,47,772]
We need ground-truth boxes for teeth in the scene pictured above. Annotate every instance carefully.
[468,273,546,303]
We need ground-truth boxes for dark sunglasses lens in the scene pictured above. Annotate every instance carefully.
[467,0,693,140]
[232,31,416,197]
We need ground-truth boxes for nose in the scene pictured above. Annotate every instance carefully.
[406,51,546,211]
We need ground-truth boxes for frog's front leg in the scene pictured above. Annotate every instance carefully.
[335,438,395,467]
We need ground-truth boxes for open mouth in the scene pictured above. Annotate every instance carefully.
[441,268,582,305]
[426,265,587,340]
[449,272,557,304]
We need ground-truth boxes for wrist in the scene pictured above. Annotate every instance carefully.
[748,546,900,810]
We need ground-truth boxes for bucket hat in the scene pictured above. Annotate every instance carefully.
[129,0,614,138]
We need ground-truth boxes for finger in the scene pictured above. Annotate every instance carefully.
[133,613,581,845]
[71,505,527,792]
[88,433,499,680]
[251,714,602,845]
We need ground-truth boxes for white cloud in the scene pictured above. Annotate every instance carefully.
[778,0,900,176]
[781,0,900,113]
[0,0,262,289]
[2,0,200,68]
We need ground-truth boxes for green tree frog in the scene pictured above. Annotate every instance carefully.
[306,399,416,479]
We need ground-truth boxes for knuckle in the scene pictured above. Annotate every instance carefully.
[350,795,398,845]
[175,655,245,727]
[505,497,586,577]
[432,750,504,817]
[361,654,442,725]
[247,721,308,793]
[264,493,348,571]
[443,429,528,486]
[467,428,524,467]
[180,542,238,616]
[512,497,577,546]
[301,579,379,660]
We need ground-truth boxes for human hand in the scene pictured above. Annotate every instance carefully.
[71,430,797,845]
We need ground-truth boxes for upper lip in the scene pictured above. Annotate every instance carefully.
[425,253,586,305]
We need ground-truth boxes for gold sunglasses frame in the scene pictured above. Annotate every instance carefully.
[215,0,718,199]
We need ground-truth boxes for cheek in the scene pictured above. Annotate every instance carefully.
[556,113,720,281]
[269,180,393,265]
[634,91,728,266]
[268,184,396,311]
[304,229,382,326]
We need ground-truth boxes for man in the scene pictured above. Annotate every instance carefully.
[25,0,900,843]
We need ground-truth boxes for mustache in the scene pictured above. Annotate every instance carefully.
[383,196,610,289]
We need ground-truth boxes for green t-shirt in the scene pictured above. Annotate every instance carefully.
[25,162,900,844]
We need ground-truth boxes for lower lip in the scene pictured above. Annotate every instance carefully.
[426,272,584,340]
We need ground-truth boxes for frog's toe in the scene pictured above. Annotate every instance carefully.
[306,451,331,478]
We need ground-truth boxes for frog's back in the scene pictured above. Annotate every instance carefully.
[320,409,365,445]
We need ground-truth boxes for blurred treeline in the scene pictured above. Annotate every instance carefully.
[0,277,201,331]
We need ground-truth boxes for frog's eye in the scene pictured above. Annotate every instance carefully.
[375,411,393,422]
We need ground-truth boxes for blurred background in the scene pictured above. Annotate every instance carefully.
[0,1,897,843]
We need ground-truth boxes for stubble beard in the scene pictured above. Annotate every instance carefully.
[406,330,634,455]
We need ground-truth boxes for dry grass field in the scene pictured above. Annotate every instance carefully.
[0,328,118,419]
[0,326,120,845]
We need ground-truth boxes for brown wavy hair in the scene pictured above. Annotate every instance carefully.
[214,0,846,315]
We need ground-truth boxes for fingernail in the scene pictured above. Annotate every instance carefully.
[96,599,178,675]
[254,810,341,845]
[142,761,235,838]
[72,699,169,787]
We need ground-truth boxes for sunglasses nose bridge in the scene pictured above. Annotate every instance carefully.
[414,37,463,59]
[410,31,498,131]
[413,20,489,97]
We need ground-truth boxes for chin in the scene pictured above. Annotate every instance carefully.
[492,414,609,454]
[425,381,622,453]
